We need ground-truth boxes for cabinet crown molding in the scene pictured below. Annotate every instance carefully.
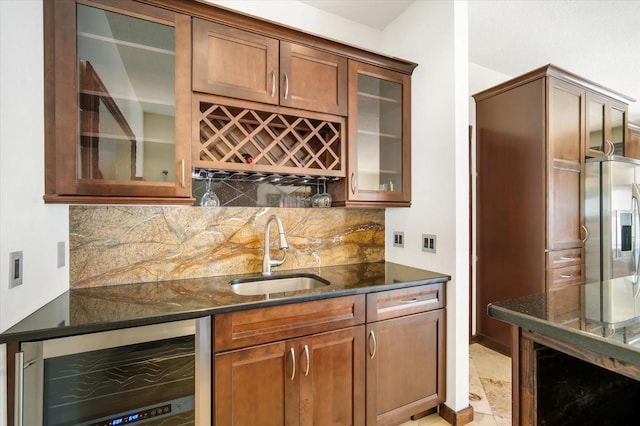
[473,63,636,105]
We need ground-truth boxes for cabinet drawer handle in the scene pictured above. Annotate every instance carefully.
[560,274,573,279]
[368,330,377,359]
[289,347,296,381]
[350,173,357,194]
[283,73,289,100]
[400,297,419,304]
[303,344,310,376]
[270,71,276,97]
[559,256,575,261]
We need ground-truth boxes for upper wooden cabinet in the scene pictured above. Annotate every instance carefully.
[44,0,417,205]
[44,0,193,204]
[627,122,640,160]
[192,18,279,106]
[331,61,412,207]
[585,92,628,157]
[192,18,347,116]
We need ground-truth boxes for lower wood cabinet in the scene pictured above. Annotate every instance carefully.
[366,311,444,425]
[213,286,445,426]
[214,295,366,425]
[214,326,365,425]
[365,284,446,425]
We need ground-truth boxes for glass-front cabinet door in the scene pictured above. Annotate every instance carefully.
[585,92,627,158]
[44,0,192,202]
[346,61,411,205]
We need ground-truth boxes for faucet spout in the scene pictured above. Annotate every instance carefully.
[262,215,289,275]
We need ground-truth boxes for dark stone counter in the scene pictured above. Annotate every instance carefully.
[1,261,449,343]
[488,276,640,369]
[489,277,640,424]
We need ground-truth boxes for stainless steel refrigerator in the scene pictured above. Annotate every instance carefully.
[585,156,640,283]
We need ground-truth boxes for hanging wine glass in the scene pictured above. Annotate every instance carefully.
[311,180,323,208]
[318,178,332,208]
[200,177,220,207]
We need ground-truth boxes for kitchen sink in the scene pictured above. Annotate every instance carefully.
[229,273,330,296]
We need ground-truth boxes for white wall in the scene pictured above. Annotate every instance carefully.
[1,1,71,424]
[383,0,470,413]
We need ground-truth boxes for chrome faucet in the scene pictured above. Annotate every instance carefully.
[262,215,289,275]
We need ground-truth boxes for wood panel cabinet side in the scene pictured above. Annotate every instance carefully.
[475,77,546,351]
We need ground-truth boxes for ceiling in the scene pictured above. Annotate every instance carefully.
[301,0,640,123]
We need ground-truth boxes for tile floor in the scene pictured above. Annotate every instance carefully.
[400,343,512,426]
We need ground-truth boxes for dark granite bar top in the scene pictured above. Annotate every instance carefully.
[488,276,640,367]
[0,261,449,343]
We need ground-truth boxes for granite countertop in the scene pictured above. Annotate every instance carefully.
[488,276,640,367]
[0,261,450,343]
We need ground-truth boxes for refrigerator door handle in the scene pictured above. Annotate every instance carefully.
[631,183,640,281]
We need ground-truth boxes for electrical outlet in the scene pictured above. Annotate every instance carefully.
[57,241,66,268]
[9,251,23,288]
[422,234,436,254]
[393,231,404,248]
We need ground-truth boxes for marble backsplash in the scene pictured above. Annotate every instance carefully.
[69,206,385,288]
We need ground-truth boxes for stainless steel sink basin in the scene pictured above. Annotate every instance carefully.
[229,273,330,296]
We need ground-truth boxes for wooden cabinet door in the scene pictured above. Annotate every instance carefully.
[547,77,584,251]
[585,92,627,157]
[298,326,365,426]
[279,42,347,116]
[44,0,193,202]
[627,123,640,160]
[366,310,444,426]
[215,340,298,426]
[336,60,411,207]
[192,18,279,105]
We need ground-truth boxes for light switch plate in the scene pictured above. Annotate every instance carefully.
[422,234,436,254]
[393,231,404,248]
[9,251,23,288]
[57,241,66,268]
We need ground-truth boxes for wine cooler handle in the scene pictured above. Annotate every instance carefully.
[15,352,24,426]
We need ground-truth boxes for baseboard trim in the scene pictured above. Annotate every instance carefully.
[439,404,474,425]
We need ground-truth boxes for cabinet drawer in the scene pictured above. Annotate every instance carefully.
[546,248,584,269]
[547,264,584,289]
[215,295,365,351]
[366,283,444,322]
